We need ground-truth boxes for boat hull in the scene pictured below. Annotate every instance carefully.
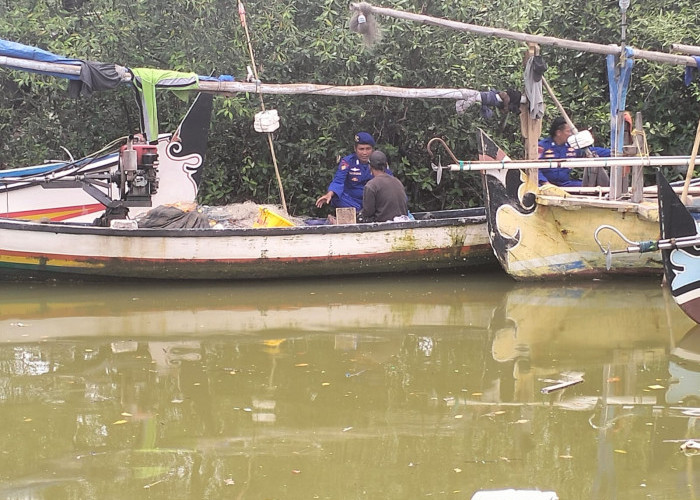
[0,210,495,281]
[484,168,662,280]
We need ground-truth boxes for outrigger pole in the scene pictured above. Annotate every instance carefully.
[432,155,695,173]
[349,2,699,69]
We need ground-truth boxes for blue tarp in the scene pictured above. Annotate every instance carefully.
[0,39,82,79]
[0,38,236,84]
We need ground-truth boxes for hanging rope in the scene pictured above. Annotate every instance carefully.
[238,0,288,213]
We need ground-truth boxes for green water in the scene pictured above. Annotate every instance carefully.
[0,273,697,499]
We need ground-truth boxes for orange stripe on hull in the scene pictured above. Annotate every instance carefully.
[1,203,105,221]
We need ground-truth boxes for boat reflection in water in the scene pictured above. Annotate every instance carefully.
[667,325,700,406]
[0,275,697,499]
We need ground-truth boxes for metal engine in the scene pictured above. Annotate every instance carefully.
[115,135,159,206]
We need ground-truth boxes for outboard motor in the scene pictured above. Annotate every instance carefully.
[116,135,159,206]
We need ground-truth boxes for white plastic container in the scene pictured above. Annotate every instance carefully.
[471,490,558,500]
[110,219,138,229]
[254,110,280,133]
[567,129,594,149]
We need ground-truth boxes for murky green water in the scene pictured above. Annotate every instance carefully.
[0,273,698,499]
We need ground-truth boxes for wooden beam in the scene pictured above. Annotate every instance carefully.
[350,2,699,68]
[0,54,480,100]
[672,44,700,57]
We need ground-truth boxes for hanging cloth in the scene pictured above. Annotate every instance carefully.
[523,57,544,120]
[68,61,122,98]
[130,68,200,141]
[607,47,635,154]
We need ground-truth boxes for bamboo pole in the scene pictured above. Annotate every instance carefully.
[541,76,577,133]
[438,155,694,172]
[0,54,480,100]
[350,2,699,68]
[671,44,700,57]
[237,0,287,214]
[680,118,700,204]
[0,56,83,76]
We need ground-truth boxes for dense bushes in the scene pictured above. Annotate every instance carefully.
[0,0,698,214]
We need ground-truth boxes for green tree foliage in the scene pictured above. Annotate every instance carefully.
[0,0,698,213]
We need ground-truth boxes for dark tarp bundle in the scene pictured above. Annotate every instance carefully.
[137,206,211,229]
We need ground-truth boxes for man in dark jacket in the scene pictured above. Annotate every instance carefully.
[359,151,408,223]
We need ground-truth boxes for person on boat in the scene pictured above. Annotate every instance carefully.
[358,151,408,223]
[315,132,387,210]
[538,116,610,187]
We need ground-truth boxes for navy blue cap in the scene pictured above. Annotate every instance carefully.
[355,132,375,147]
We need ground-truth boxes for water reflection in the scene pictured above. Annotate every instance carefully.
[0,275,697,499]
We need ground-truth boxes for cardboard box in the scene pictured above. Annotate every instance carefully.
[335,207,356,224]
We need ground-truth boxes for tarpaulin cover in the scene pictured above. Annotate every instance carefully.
[136,206,211,229]
[0,38,81,79]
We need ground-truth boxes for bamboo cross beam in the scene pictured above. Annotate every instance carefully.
[0,54,481,99]
[435,155,694,173]
[671,44,700,57]
[350,2,699,68]
[0,55,83,76]
[200,82,476,99]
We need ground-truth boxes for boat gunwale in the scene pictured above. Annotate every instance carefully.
[0,208,487,238]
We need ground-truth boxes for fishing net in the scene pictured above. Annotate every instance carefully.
[134,201,305,229]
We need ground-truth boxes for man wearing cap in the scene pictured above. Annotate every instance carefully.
[538,116,610,187]
[359,150,408,223]
[316,132,387,210]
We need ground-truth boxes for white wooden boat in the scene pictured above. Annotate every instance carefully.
[0,207,494,281]
[0,38,499,281]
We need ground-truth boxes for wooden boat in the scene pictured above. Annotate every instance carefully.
[0,37,483,224]
[456,129,693,280]
[354,2,700,281]
[0,206,494,281]
[0,38,499,281]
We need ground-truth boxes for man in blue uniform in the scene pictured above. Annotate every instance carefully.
[538,116,610,187]
[315,132,377,210]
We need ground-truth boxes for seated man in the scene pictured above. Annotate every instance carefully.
[359,151,408,223]
[538,116,610,187]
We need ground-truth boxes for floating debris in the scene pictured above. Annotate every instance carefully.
[471,490,558,500]
[680,439,700,455]
[541,378,584,394]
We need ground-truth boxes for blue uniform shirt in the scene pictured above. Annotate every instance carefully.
[327,153,392,209]
[537,138,610,187]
